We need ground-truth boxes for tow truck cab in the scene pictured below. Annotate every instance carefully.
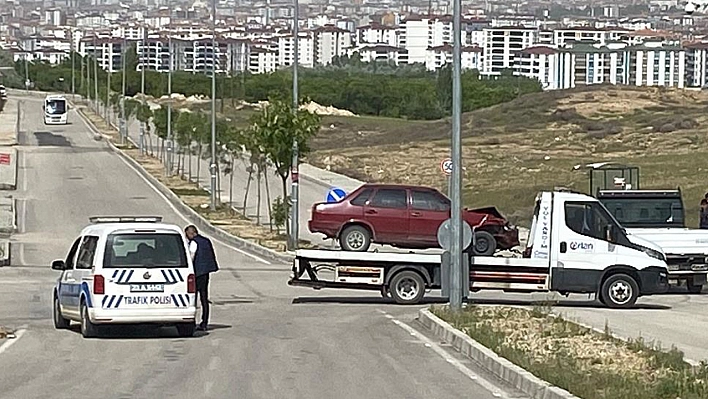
[290,191,669,308]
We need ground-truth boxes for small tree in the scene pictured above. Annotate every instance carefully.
[249,98,321,237]
[270,196,289,234]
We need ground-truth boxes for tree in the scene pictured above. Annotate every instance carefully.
[135,103,154,153]
[249,98,321,237]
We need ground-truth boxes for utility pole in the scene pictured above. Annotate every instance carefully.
[24,54,29,92]
[449,0,463,311]
[288,0,300,250]
[166,35,173,176]
[71,29,75,100]
[106,58,111,123]
[80,50,84,101]
[120,38,127,145]
[209,0,217,211]
[93,35,99,113]
[140,27,146,154]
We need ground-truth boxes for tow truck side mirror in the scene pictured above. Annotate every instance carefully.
[51,260,66,270]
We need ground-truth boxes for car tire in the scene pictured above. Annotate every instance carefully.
[53,294,70,329]
[80,301,100,338]
[687,279,703,294]
[389,270,426,305]
[176,323,196,337]
[340,225,371,252]
[471,231,496,256]
[600,273,639,309]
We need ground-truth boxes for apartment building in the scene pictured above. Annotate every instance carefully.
[552,27,629,47]
[312,25,352,66]
[425,44,482,71]
[685,42,708,87]
[356,24,398,47]
[277,32,315,68]
[248,46,277,74]
[512,45,559,89]
[350,44,407,65]
[482,26,537,75]
[626,41,685,88]
[79,36,124,72]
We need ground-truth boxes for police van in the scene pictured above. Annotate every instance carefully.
[51,216,197,338]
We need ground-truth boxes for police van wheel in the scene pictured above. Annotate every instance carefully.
[600,274,639,309]
[80,302,100,338]
[176,323,196,337]
[53,295,70,329]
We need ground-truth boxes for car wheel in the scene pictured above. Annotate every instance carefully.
[340,225,371,252]
[471,231,496,256]
[53,295,70,329]
[389,270,426,305]
[80,301,100,338]
[600,274,639,309]
[176,323,196,337]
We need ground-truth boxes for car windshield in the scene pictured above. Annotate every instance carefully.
[601,198,685,228]
[45,100,66,115]
[103,233,188,268]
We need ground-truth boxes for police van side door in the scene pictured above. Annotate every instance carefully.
[74,235,100,311]
[58,237,82,317]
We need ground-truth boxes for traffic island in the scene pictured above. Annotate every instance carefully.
[422,305,708,399]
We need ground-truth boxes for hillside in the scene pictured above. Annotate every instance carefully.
[306,85,708,227]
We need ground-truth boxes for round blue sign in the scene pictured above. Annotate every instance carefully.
[326,188,347,203]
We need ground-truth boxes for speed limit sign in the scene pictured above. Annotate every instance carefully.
[440,158,452,175]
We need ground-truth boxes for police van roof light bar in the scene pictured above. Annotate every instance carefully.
[89,216,163,223]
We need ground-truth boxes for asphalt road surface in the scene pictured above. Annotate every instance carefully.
[0,94,523,399]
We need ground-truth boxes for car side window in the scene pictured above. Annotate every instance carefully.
[565,202,613,241]
[76,236,100,270]
[350,188,372,206]
[412,190,450,211]
[65,237,82,269]
[369,189,408,209]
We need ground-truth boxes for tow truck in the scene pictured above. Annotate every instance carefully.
[289,191,670,308]
[578,162,708,293]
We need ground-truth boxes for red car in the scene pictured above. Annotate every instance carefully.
[308,184,520,255]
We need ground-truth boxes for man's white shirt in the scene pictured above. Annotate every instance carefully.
[189,240,198,261]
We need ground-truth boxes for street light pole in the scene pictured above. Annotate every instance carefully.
[209,0,217,211]
[120,37,126,145]
[449,0,463,311]
[140,27,146,154]
[71,29,75,100]
[289,0,299,250]
[166,35,173,176]
[93,35,99,113]
[106,57,111,123]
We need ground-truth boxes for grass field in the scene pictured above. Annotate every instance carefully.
[299,85,708,228]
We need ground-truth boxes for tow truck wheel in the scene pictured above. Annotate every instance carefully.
[53,295,70,329]
[80,301,100,338]
[389,271,426,305]
[600,274,639,309]
[340,225,371,252]
[687,279,703,294]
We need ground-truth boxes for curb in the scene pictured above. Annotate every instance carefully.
[75,107,295,265]
[417,308,580,399]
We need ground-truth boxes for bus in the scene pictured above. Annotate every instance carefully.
[43,95,68,125]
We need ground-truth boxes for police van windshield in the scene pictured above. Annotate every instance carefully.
[45,99,66,115]
[103,233,187,268]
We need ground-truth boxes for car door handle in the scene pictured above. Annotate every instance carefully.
[411,212,422,217]
[560,242,567,253]
[365,209,377,215]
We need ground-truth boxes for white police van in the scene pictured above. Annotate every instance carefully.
[51,216,197,338]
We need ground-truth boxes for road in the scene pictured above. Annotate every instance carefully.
[0,94,521,399]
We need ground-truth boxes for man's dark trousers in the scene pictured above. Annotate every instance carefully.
[196,273,210,328]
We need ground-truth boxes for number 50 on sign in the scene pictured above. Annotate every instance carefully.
[440,158,452,175]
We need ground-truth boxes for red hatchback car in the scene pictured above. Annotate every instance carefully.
[308,184,520,255]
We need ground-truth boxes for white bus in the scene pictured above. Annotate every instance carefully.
[43,95,68,125]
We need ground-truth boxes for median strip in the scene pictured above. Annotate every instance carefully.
[425,305,708,399]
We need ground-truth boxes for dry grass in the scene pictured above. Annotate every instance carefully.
[303,86,708,227]
[433,305,708,399]
[77,103,304,253]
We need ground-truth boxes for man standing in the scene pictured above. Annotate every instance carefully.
[700,199,708,229]
[185,225,219,331]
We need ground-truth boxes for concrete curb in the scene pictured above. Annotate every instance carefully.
[75,107,294,265]
[417,308,580,399]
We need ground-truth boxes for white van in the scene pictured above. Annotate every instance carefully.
[51,216,197,338]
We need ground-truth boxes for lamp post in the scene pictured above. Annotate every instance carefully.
[449,0,464,310]
[209,0,217,211]
[139,27,146,153]
[120,37,126,145]
[288,0,300,250]
[166,35,173,176]
[70,29,75,100]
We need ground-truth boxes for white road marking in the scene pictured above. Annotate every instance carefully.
[378,310,521,399]
[0,328,26,355]
[75,107,271,265]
